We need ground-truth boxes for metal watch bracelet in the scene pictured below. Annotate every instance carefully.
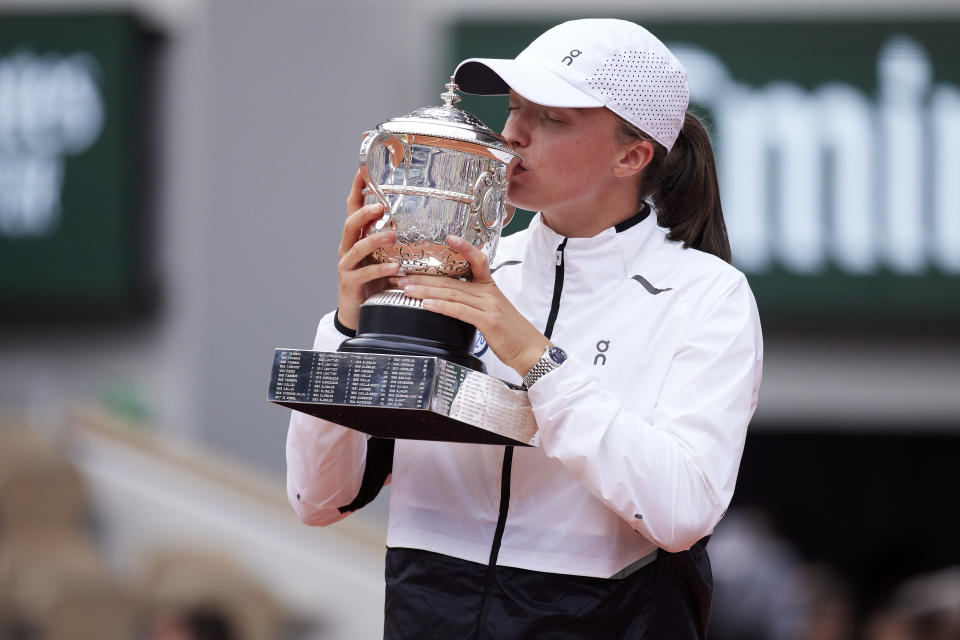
[522,345,568,389]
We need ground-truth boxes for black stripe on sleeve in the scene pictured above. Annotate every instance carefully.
[337,437,394,514]
[334,309,358,337]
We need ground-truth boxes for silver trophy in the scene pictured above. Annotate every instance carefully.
[268,79,538,446]
[360,78,517,279]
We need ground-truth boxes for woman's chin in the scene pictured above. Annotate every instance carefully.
[505,188,539,213]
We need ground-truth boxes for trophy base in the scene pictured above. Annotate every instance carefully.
[338,289,485,372]
[269,349,537,446]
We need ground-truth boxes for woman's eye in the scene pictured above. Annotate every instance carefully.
[543,112,563,123]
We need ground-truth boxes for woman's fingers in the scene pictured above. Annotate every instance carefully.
[446,235,492,282]
[343,261,400,288]
[341,170,389,257]
[401,280,483,307]
[398,258,548,376]
[346,169,367,214]
[340,203,387,258]
[337,171,395,331]
[421,298,483,327]
[337,255,399,331]
[340,228,396,272]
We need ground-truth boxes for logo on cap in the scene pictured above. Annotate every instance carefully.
[562,49,582,66]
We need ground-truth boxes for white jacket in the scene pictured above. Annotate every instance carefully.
[286,211,763,579]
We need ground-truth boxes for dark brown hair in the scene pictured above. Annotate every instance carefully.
[618,112,731,263]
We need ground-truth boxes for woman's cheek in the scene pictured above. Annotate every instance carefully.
[505,182,537,210]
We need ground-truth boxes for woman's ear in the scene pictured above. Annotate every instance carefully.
[612,140,655,178]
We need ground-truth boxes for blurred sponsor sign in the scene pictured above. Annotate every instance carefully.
[0,14,152,319]
[451,20,960,323]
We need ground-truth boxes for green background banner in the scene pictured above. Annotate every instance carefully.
[448,20,960,323]
[0,14,147,316]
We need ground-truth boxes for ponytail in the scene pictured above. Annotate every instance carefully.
[619,112,731,263]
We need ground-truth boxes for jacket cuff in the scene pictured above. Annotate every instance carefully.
[333,309,357,338]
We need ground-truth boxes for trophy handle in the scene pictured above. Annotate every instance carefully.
[359,129,406,222]
[470,170,513,230]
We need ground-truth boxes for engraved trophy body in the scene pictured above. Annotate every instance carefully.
[339,79,518,372]
[268,80,538,446]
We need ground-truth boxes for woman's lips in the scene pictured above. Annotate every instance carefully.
[508,162,527,180]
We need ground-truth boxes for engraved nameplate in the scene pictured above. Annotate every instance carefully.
[269,349,538,446]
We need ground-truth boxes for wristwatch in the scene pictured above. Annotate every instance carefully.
[522,345,568,389]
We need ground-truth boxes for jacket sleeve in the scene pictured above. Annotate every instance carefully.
[528,274,763,553]
[285,310,379,526]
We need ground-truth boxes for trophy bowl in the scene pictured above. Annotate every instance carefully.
[338,78,520,372]
[359,78,519,279]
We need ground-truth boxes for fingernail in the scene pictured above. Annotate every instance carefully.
[396,268,406,276]
[398,277,408,286]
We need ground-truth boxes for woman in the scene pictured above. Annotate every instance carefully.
[287,18,763,639]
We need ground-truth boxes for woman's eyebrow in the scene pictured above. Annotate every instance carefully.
[544,105,586,115]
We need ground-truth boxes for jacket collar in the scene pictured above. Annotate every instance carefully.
[525,207,664,295]
[613,204,650,233]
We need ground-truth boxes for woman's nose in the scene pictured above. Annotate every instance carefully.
[502,116,528,150]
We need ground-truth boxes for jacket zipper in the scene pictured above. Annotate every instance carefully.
[475,237,568,639]
[543,238,568,340]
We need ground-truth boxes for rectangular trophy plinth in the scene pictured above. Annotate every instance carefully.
[268,349,538,446]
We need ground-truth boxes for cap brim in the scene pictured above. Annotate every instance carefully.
[454,58,603,108]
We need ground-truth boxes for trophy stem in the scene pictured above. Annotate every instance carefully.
[338,289,485,372]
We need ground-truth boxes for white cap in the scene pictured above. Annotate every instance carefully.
[454,19,689,151]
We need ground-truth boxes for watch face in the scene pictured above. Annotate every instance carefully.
[547,346,567,365]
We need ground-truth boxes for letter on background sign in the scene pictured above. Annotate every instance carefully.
[879,37,928,275]
[0,52,104,238]
[932,85,960,273]
[815,84,875,274]
[716,88,771,272]
[764,83,824,273]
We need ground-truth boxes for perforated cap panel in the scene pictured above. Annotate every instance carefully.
[586,50,688,150]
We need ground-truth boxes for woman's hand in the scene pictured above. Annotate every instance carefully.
[337,170,401,331]
[398,235,550,378]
